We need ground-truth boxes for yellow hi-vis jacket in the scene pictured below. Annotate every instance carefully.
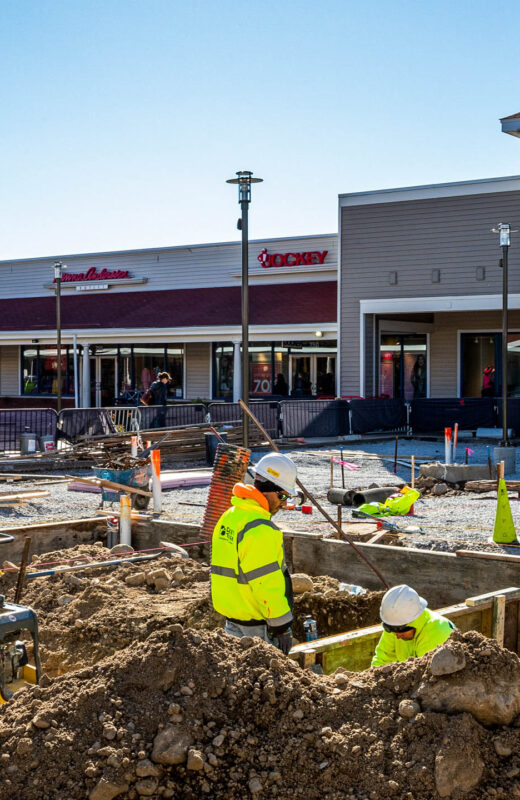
[210,483,293,631]
[371,608,455,667]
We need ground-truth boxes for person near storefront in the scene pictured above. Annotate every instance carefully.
[210,453,297,655]
[150,371,171,427]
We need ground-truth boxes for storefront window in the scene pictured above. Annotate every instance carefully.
[212,340,337,400]
[461,333,520,398]
[22,345,76,396]
[380,335,427,400]
[166,346,184,398]
[213,344,234,400]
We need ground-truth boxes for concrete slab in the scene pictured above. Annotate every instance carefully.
[419,461,490,483]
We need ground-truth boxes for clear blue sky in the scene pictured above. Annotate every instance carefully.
[1,0,520,259]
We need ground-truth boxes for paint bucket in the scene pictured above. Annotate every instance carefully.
[20,432,38,455]
[39,435,55,453]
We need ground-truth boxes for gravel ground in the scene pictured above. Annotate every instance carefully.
[1,438,520,555]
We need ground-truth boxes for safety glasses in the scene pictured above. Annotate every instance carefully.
[276,490,290,501]
[382,622,415,634]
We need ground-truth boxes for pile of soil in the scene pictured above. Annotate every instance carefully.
[292,576,383,639]
[1,628,520,799]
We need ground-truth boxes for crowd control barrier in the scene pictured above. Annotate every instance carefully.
[496,398,520,436]
[208,402,280,439]
[0,409,58,454]
[137,403,206,431]
[409,397,496,433]
[349,398,407,435]
[279,400,349,438]
[57,408,117,443]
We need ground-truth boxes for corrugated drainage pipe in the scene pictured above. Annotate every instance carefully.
[352,486,402,508]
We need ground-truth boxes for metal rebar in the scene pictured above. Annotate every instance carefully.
[238,399,390,589]
[14,536,32,603]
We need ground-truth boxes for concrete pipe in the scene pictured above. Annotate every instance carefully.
[327,488,356,506]
[352,486,401,508]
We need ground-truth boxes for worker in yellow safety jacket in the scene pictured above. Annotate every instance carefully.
[371,584,455,667]
[211,453,297,655]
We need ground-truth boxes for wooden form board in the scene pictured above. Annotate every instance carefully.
[291,590,520,675]
[285,532,520,608]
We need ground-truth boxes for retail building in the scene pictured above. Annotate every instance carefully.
[0,233,336,407]
[338,175,520,400]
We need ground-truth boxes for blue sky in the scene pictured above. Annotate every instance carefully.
[1,0,520,259]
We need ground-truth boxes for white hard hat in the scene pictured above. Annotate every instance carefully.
[380,585,427,627]
[253,453,297,495]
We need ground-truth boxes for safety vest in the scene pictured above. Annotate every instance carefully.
[210,483,293,629]
[358,485,420,517]
[371,608,455,667]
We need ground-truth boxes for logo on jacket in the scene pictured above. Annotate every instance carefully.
[218,524,234,543]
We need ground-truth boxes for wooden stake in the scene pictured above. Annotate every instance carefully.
[14,536,32,604]
[337,504,342,533]
[340,447,345,488]
[492,594,506,646]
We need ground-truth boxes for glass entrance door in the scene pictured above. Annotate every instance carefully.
[89,357,117,407]
[380,335,428,399]
[289,355,336,397]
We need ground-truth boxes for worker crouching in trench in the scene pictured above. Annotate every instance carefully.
[210,453,297,655]
[371,584,455,667]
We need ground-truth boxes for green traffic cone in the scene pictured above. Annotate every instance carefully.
[493,479,518,544]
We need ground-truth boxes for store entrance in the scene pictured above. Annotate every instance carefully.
[289,355,336,397]
[89,357,117,407]
[379,335,427,400]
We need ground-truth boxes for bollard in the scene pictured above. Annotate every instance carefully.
[444,427,452,465]
[131,435,138,457]
[151,449,162,513]
[119,494,132,546]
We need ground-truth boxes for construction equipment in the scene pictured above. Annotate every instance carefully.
[0,594,41,702]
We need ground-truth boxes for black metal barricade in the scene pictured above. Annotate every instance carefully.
[208,402,280,439]
[138,403,206,430]
[279,400,349,438]
[57,408,117,442]
[410,397,496,433]
[0,409,58,453]
[349,398,407,434]
[496,398,520,436]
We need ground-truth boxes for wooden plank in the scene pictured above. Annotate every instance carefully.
[492,595,506,645]
[366,530,388,545]
[465,587,520,606]
[457,550,520,564]
[302,650,317,669]
[0,490,50,502]
[67,475,152,498]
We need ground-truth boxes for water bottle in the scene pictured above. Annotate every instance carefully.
[303,615,318,641]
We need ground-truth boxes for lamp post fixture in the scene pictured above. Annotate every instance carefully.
[226,170,263,447]
[491,224,512,447]
[53,261,66,412]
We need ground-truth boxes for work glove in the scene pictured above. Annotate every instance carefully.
[276,629,293,655]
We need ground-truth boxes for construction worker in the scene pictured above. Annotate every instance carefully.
[371,584,455,667]
[210,453,296,655]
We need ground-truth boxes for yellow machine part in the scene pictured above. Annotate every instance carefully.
[0,664,37,705]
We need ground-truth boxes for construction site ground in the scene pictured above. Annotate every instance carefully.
[2,437,520,553]
[2,437,520,798]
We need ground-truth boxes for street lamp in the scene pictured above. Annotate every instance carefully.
[492,224,513,451]
[226,170,263,447]
[53,262,66,412]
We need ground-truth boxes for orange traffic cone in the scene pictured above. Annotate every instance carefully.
[493,479,518,544]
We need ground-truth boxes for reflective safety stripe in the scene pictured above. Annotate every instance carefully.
[236,518,279,545]
[267,610,293,627]
[242,561,280,582]
[212,562,281,584]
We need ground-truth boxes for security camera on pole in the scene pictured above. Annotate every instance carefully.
[492,223,516,475]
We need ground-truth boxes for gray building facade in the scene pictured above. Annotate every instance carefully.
[338,176,520,400]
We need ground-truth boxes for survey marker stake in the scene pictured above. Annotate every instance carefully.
[238,399,390,589]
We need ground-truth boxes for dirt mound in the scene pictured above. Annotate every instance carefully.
[1,628,520,800]
[292,576,383,639]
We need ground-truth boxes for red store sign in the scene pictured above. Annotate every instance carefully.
[257,248,328,268]
[55,267,131,283]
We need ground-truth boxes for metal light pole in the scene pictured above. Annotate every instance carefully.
[226,170,263,446]
[491,224,512,446]
[53,262,66,412]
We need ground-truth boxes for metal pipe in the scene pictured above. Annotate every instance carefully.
[238,399,390,589]
[120,494,132,545]
[151,449,162,513]
[26,552,159,579]
[502,242,509,446]
[0,531,14,544]
[73,333,79,408]
[241,197,249,449]
[56,269,62,413]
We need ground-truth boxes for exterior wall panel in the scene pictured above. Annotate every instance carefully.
[185,342,211,400]
[0,346,20,395]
